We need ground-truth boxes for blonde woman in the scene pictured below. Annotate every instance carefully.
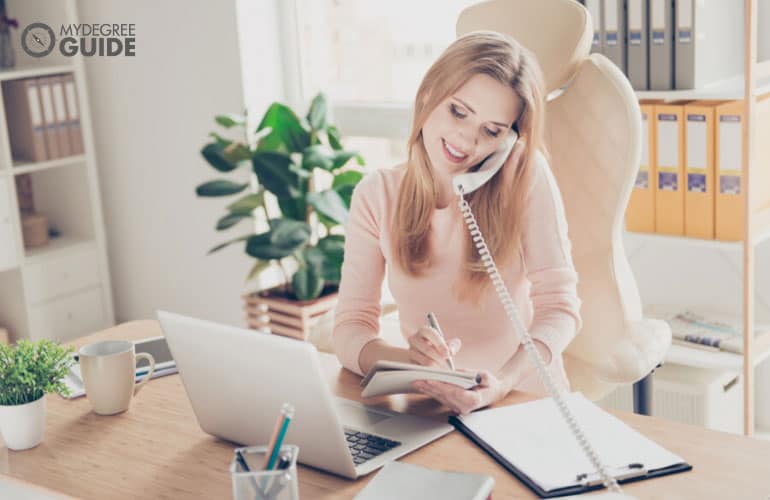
[332,31,582,415]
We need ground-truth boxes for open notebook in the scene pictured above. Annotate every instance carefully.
[360,360,480,398]
[451,392,692,497]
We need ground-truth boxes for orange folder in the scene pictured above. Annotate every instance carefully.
[654,102,688,235]
[626,100,658,233]
[683,101,721,239]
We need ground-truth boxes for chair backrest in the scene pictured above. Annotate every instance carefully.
[458,0,666,398]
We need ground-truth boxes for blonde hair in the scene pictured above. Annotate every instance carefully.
[391,30,547,303]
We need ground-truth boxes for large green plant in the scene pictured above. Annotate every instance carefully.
[0,340,75,406]
[197,93,365,301]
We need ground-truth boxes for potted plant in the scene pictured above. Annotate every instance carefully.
[0,339,74,450]
[196,93,365,340]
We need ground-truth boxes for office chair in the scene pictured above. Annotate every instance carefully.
[457,0,672,412]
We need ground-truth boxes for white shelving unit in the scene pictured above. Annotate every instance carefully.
[0,0,114,342]
[625,1,769,436]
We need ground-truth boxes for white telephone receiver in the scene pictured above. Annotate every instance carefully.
[452,129,637,498]
[452,129,518,196]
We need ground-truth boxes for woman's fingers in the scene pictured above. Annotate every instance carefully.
[408,326,451,365]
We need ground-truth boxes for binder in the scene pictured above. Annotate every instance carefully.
[648,0,673,90]
[654,102,687,235]
[627,0,649,90]
[585,0,604,55]
[626,99,657,233]
[674,0,743,90]
[715,96,770,241]
[50,76,73,157]
[62,73,84,155]
[450,393,692,498]
[36,77,61,159]
[1,78,48,162]
[602,0,626,73]
[683,101,721,239]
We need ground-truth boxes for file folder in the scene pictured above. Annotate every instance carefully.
[649,0,673,90]
[674,0,743,90]
[450,393,692,498]
[36,77,60,159]
[50,76,72,157]
[654,102,687,235]
[62,73,84,155]
[715,96,770,241]
[626,100,658,233]
[585,0,604,55]
[2,78,48,162]
[602,0,626,73]
[684,101,721,239]
[627,0,649,90]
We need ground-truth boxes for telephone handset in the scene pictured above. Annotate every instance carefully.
[452,129,636,498]
[452,129,518,196]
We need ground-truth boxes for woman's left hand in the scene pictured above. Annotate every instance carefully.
[411,370,511,415]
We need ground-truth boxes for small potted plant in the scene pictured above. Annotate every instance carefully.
[196,93,365,340]
[0,339,74,450]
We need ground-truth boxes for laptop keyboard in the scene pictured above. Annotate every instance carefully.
[344,429,401,465]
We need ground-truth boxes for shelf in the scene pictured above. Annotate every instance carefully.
[23,235,95,264]
[11,156,86,176]
[0,63,77,82]
[636,69,770,102]
[665,342,770,371]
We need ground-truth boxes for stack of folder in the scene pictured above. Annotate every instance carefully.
[626,95,770,241]
[2,73,84,163]
[579,0,745,90]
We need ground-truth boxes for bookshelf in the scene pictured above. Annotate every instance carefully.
[624,0,767,436]
[0,0,114,342]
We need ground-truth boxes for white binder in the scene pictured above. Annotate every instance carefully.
[627,0,649,90]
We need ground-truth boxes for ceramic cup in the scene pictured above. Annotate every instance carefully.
[79,340,155,415]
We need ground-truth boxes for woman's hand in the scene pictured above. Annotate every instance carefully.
[407,326,461,368]
[411,370,511,415]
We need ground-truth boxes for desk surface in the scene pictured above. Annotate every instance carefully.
[2,320,770,499]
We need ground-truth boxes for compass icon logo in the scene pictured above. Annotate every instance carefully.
[21,23,56,58]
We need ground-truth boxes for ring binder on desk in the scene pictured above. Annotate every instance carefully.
[576,463,646,487]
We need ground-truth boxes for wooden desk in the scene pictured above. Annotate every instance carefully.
[2,321,770,499]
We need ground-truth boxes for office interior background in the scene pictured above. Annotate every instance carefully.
[1,0,770,439]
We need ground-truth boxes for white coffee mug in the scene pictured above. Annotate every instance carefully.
[79,340,155,415]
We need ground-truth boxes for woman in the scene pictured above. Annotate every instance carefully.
[332,31,582,415]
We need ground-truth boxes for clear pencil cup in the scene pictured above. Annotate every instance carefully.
[231,444,300,500]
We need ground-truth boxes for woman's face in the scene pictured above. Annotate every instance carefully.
[422,73,523,177]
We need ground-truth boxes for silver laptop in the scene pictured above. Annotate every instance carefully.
[157,311,453,479]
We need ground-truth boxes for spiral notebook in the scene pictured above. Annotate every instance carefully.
[450,392,692,498]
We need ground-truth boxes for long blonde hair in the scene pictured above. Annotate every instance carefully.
[391,30,547,303]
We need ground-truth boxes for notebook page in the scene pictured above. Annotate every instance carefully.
[457,392,685,492]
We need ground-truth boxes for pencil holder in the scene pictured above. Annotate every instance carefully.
[230,444,300,500]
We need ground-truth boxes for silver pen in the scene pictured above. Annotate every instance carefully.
[426,312,455,371]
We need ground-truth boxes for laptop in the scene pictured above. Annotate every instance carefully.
[157,311,453,479]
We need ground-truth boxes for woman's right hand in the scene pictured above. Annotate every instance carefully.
[407,326,461,368]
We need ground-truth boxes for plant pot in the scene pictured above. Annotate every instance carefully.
[0,396,46,450]
[243,284,339,342]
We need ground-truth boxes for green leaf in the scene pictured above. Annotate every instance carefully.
[326,125,343,151]
[302,145,334,171]
[334,184,355,208]
[227,192,264,215]
[252,152,300,199]
[215,113,246,128]
[245,233,293,259]
[330,150,358,170]
[306,93,327,130]
[216,213,249,231]
[331,170,363,189]
[277,196,307,221]
[313,235,345,283]
[223,142,252,163]
[201,143,237,172]
[208,235,249,254]
[256,103,311,153]
[246,260,272,283]
[209,132,231,148]
[196,180,249,197]
[270,218,312,249]
[307,190,349,225]
[292,265,324,300]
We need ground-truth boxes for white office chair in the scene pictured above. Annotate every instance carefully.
[457,0,671,408]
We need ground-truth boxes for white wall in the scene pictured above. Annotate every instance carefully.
[77,0,285,325]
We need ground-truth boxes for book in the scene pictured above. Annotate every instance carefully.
[645,304,770,354]
[360,360,480,398]
[354,461,494,500]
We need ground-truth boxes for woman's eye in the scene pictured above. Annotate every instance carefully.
[485,128,500,138]
[450,104,466,119]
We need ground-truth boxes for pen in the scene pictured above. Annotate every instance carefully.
[427,312,455,371]
[266,404,294,470]
[235,449,266,499]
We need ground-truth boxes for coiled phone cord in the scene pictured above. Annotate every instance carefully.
[457,187,623,494]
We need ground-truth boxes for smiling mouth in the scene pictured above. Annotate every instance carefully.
[442,138,468,163]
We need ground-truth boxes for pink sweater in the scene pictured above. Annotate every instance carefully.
[332,153,582,394]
